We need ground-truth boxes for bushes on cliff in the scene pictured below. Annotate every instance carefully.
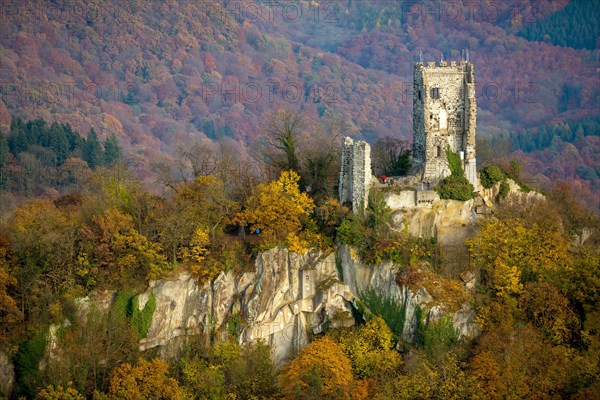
[479,165,506,188]
[435,150,474,201]
[131,293,156,339]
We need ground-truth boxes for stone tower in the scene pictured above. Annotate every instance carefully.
[412,61,478,188]
[339,137,371,213]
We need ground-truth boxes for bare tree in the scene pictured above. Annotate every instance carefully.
[262,110,305,174]
[371,136,412,176]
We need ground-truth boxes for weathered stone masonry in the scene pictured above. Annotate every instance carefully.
[339,137,372,213]
[412,61,478,188]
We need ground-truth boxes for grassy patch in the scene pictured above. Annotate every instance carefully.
[358,288,406,338]
[131,293,156,339]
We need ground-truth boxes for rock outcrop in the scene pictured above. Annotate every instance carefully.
[137,245,479,364]
[0,350,15,399]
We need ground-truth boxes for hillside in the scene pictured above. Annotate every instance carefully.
[0,0,598,194]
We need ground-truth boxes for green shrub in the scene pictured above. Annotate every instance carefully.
[498,180,510,199]
[422,315,460,355]
[110,290,156,339]
[226,312,244,338]
[415,308,459,355]
[501,160,532,193]
[15,327,49,398]
[112,289,135,321]
[367,189,392,229]
[336,216,368,249]
[446,149,464,178]
[435,149,474,201]
[435,175,474,201]
[131,293,156,339]
[358,288,406,338]
[480,165,505,188]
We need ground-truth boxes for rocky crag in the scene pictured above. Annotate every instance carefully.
[138,244,478,366]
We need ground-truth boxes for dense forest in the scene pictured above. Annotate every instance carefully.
[518,0,600,50]
[0,1,598,175]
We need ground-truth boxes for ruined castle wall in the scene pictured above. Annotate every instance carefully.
[339,138,371,213]
[339,138,353,206]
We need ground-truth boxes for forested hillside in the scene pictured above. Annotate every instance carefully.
[0,1,598,205]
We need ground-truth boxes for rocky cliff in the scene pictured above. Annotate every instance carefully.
[138,245,478,365]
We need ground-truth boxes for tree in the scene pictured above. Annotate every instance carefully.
[49,122,69,166]
[80,208,171,287]
[0,248,23,345]
[0,131,9,190]
[57,157,92,192]
[173,175,239,241]
[280,337,354,400]
[105,359,187,400]
[378,352,471,400]
[158,175,240,267]
[466,215,570,300]
[435,150,474,201]
[103,132,122,167]
[37,382,84,400]
[10,199,78,322]
[372,136,412,176]
[519,281,578,345]
[44,307,139,398]
[235,170,315,251]
[84,128,102,170]
[223,340,280,399]
[263,110,304,175]
[329,317,402,380]
[301,118,342,197]
[470,323,572,400]
[178,340,280,399]
[8,117,28,155]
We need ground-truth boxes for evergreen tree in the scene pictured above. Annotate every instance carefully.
[64,124,81,152]
[49,123,69,166]
[84,128,102,169]
[103,132,122,167]
[0,131,9,191]
[8,118,28,155]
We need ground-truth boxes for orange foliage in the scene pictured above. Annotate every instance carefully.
[280,337,355,400]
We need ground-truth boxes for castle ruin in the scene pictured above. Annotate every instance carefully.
[412,61,478,188]
[339,60,479,213]
[339,137,372,213]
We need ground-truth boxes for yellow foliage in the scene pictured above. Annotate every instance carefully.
[236,171,316,250]
[280,336,354,400]
[286,232,308,254]
[82,209,172,283]
[181,226,210,264]
[466,217,570,298]
[38,381,84,400]
[470,323,572,400]
[378,352,471,400]
[106,358,188,400]
[397,264,469,312]
[329,317,402,380]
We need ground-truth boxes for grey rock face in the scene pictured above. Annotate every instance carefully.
[0,350,15,399]
[135,246,478,364]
